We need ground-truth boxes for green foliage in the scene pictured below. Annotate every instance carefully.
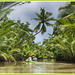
[44,4,75,62]
[53,36,75,60]
[0,18,34,61]
[0,52,16,62]
[58,2,75,18]
[53,11,75,36]
[1,2,75,63]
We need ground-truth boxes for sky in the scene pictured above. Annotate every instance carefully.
[7,1,69,44]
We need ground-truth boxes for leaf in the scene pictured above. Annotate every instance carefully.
[10,48,20,54]
[40,8,45,18]
[41,25,46,34]
[35,13,43,20]
[0,52,8,61]
[9,55,16,62]
[31,18,40,21]
[46,17,55,21]
[45,22,53,26]
[71,40,75,56]
[45,12,52,19]
[34,22,41,32]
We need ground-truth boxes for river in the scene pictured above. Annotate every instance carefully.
[0,59,75,73]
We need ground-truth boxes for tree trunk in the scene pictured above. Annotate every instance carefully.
[14,30,41,47]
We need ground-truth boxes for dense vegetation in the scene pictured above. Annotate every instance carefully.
[0,2,75,63]
[44,2,75,62]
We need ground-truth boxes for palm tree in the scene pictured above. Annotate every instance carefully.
[32,8,54,34]
[17,8,55,45]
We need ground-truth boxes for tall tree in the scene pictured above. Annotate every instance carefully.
[32,8,54,34]
[17,8,55,45]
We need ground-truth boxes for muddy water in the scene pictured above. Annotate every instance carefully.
[0,59,75,73]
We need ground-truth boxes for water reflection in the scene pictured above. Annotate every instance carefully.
[0,59,75,73]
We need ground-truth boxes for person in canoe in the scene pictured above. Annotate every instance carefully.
[26,53,34,62]
[26,53,37,62]
[26,56,32,62]
[32,56,37,61]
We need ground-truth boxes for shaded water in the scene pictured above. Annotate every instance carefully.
[0,59,75,73]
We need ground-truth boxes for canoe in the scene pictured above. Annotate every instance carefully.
[22,61,38,64]
[26,60,38,63]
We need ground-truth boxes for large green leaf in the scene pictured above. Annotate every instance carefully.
[71,40,75,57]
[9,55,16,62]
[0,52,8,61]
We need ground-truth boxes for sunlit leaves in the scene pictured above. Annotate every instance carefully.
[51,34,75,60]
[0,17,35,61]
[60,23,75,37]
[0,18,16,37]
[0,52,16,62]
[71,40,75,57]
[54,11,75,37]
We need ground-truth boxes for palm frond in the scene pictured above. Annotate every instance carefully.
[8,55,16,62]
[41,25,46,34]
[46,17,55,21]
[35,13,43,20]
[71,40,75,57]
[45,12,52,19]
[34,22,41,32]
[31,18,40,21]
[45,22,53,26]
[0,52,8,61]
[10,48,20,54]
[40,8,45,18]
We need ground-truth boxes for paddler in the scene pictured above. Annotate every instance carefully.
[26,53,34,62]
[28,56,32,61]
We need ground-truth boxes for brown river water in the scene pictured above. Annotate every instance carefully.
[0,59,75,73]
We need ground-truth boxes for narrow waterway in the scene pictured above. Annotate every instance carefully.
[0,59,75,73]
